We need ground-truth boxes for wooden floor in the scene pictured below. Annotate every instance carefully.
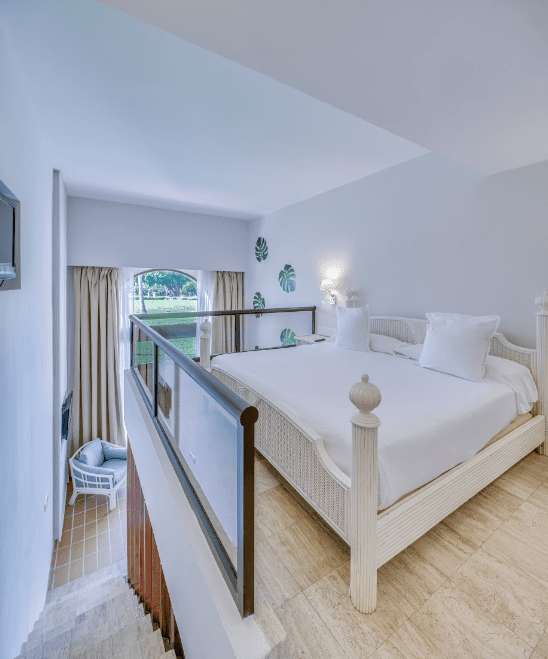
[254,449,548,659]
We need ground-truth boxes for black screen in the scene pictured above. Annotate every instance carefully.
[0,199,14,265]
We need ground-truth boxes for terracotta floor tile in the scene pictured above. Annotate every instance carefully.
[53,564,69,588]
[85,535,97,556]
[97,517,109,534]
[71,540,84,561]
[69,558,83,582]
[73,511,85,528]
[97,531,110,551]
[84,521,97,539]
[97,547,111,569]
[74,498,86,514]
[58,529,72,549]
[85,507,97,523]
[84,553,98,576]
[64,504,73,518]
[85,495,97,510]
[56,546,71,567]
[71,525,85,544]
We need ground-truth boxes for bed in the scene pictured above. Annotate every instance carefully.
[200,294,548,613]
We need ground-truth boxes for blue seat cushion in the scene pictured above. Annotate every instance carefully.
[103,458,127,485]
[72,459,115,489]
[78,438,105,468]
[101,441,127,461]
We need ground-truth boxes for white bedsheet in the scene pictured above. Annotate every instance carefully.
[212,342,529,509]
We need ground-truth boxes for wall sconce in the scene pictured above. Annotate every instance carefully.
[320,278,342,304]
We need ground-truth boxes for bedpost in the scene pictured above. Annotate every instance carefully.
[200,320,212,371]
[535,292,548,455]
[349,374,380,613]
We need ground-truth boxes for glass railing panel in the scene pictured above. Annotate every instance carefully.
[132,323,153,403]
[242,310,314,352]
[156,346,238,566]
[136,311,198,359]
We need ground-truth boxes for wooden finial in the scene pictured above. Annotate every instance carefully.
[349,374,381,427]
[535,292,548,316]
[200,320,212,337]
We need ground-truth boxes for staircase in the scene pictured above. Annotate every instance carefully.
[16,561,182,659]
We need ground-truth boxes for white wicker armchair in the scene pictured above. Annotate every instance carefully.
[69,440,127,510]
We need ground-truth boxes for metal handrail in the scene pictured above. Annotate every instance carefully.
[134,305,316,321]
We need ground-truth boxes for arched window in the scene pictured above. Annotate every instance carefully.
[133,269,198,358]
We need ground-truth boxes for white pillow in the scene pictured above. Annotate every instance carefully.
[395,343,423,360]
[419,312,500,382]
[335,305,370,352]
[369,333,405,356]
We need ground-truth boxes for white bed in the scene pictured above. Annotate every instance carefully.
[212,342,535,510]
[200,295,548,613]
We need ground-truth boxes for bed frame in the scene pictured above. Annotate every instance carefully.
[201,293,548,613]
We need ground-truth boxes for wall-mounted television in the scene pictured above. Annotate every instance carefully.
[0,179,20,290]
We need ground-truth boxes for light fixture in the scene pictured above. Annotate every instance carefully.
[320,278,342,304]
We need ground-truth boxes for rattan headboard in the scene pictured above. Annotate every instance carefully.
[369,316,537,377]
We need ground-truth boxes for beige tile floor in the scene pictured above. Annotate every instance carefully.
[49,481,127,590]
[254,450,548,659]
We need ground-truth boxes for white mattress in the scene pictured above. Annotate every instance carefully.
[212,342,527,509]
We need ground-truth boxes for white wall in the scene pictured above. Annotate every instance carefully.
[52,170,69,542]
[0,26,55,659]
[246,153,548,350]
[67,197,250,272]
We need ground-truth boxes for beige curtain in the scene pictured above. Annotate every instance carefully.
[73,266,124,450]
[212,271,244,355]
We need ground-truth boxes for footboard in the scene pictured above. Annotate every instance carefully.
[213,370,351,540]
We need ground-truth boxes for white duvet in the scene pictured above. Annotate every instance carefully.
[212,342,538,509]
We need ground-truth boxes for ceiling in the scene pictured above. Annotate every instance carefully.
[97,0,548,176]
[2,1,546,220]
[0,0,426,220]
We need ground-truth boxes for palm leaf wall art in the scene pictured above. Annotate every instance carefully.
[278,264,296,292]
[255,237,268,262]
[280,328,296,347]
[253,292,265,318]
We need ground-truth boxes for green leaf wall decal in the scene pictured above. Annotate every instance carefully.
[280,329,296,347]
[253,292,265,318]
[278,264,296,292]
[255,237,268,262]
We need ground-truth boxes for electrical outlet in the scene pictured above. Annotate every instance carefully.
[44,494,49,512]
[189,451,196,464]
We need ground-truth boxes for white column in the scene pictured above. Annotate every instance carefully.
[535,292,548,455]
[349,374,381,613]
[200,320,212,372]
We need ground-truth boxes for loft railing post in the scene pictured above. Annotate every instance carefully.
[235,314,241,353]
[130,320,134,369]
[153,343,159,418]
[312,307,316,335]
[199,320,212,371]
[237,406,259,617]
